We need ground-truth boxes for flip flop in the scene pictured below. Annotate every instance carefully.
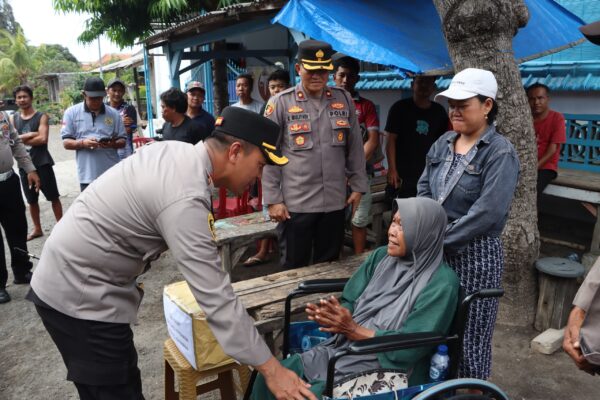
[27,232,44,241]
[243,256,267,267]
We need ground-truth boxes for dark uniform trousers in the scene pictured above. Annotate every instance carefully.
[282,209,345,269]
[33,298,145,400]
[0,173,32,288]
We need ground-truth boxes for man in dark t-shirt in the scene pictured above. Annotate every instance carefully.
[185,81,215,138]
[12,85,63,241]
[385,75,448,198]
[160,88,206,145]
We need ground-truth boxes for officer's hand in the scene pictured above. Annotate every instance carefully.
[27,171,41,193]
[256,357,316,400]
[563,306,597,374]
[346,192,362,217]
[387,168,401,189]
[268,203,290,223]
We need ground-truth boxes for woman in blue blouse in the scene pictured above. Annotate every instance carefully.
[417,68,519,380]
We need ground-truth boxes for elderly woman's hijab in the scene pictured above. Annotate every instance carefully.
[351,197,447,331]
[300,197,448,381]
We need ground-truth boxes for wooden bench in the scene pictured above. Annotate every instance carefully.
[214,212,277,273]
[543,168,600,253]
[231,253,369,352]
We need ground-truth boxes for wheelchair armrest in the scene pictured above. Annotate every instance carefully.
[324,332,454,397]
[297,278,349,294]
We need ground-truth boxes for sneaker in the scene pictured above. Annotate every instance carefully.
[13,271,32,285]
[0,289,10,304]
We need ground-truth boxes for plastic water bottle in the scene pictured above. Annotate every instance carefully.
[301,335,327,351]
[429,344,450,383]
[262,205,270,221]
[566,252,580,263]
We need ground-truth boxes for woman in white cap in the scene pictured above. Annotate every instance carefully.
[417,68,520,380]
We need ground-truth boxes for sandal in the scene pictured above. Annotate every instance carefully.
[243,256,267,267]
[27,231,44,241]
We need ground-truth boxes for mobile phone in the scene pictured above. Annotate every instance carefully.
[98,137,113,143]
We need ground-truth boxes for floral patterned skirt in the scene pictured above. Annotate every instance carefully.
[445,235,503,380]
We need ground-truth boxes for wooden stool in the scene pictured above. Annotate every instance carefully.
[535,257,585,331]
[164,338,251,400]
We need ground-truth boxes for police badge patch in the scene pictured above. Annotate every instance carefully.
[105,117,114,125]
[265,103,275,116]
[208,212,216,240]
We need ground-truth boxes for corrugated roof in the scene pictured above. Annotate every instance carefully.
[533,0,600,63]
[352,60,600,92]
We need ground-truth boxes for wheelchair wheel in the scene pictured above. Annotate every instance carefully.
[412,378,509,400]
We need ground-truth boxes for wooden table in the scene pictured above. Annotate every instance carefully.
[214,212,278,273]
[544,168,600,252]
[231,253,369,352]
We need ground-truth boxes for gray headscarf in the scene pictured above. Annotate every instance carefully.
[300,197,447,382]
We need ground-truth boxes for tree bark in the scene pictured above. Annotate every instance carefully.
[433,0,539,326]
[212,40,230,115]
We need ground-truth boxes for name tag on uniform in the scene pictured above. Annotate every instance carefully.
[287,113,310,122]
[328,110,349,118]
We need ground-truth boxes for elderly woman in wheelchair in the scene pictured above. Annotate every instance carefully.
[250,197,460,399]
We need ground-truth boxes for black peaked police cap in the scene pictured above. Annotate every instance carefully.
[213,106,288,166]
[297,40,334,71]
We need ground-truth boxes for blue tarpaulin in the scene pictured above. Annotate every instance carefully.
[273,0,585,74]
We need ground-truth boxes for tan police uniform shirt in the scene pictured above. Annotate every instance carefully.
[262,83,368,213]
[0,111,35,174]
[30,141,272,367]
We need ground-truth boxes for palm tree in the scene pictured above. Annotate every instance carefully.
[0,28,36,93]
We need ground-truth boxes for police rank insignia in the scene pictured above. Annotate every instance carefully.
[337,132,344,142]
[336,119,350,127]
[290,123,302,132]
[295,135,305,146]
[331,103,345,110]
[264,103,275,116]
[208,212,216,240]
[297,91,305,99]
[215,116,224,126]
[288,105,304,113]
[105,117,114,125]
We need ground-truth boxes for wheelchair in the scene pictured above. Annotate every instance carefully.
[243,278,507,399]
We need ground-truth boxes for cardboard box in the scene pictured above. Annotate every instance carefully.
[163,281,234,370]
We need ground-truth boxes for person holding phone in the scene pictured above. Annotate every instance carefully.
[0,109,40,304]
[61,77,127,191]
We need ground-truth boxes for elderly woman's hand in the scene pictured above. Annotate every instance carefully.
[306,296,375,341]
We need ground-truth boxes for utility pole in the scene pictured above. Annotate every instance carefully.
[97,37,103,80]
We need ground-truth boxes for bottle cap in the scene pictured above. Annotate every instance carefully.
[438,344,448,355]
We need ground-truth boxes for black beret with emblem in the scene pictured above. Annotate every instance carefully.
[297,40,334,71]
[213,106,288,166]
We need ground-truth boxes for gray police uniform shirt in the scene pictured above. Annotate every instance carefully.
[30,141,272,367]
[61,102,127,184]
[0,111,35,174]
[574,257,600,313]
[262,83,368,213]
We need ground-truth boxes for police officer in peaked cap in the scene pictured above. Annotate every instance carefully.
[28,106,317,400]
[262,40,368,269]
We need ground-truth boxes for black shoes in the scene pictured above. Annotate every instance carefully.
[0,289,10,304]
[13,271,32,285]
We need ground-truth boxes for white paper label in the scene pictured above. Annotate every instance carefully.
[163,292,196,369]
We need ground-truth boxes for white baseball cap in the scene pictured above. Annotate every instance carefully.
[435,68,497,102]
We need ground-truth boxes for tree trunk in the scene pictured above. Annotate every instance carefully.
[212,40,230,115]
[432,0,539,326]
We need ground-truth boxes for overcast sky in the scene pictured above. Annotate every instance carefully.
[9,0,141,63]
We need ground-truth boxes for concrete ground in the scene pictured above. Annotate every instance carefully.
[0,126,598,399]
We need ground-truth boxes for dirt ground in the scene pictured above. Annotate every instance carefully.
[0,127,598,399]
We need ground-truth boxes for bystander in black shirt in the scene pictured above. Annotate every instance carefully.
[385,98,448,195]
[162,116,207,144]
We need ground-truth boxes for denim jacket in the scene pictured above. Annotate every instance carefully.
[417,125,520,254]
